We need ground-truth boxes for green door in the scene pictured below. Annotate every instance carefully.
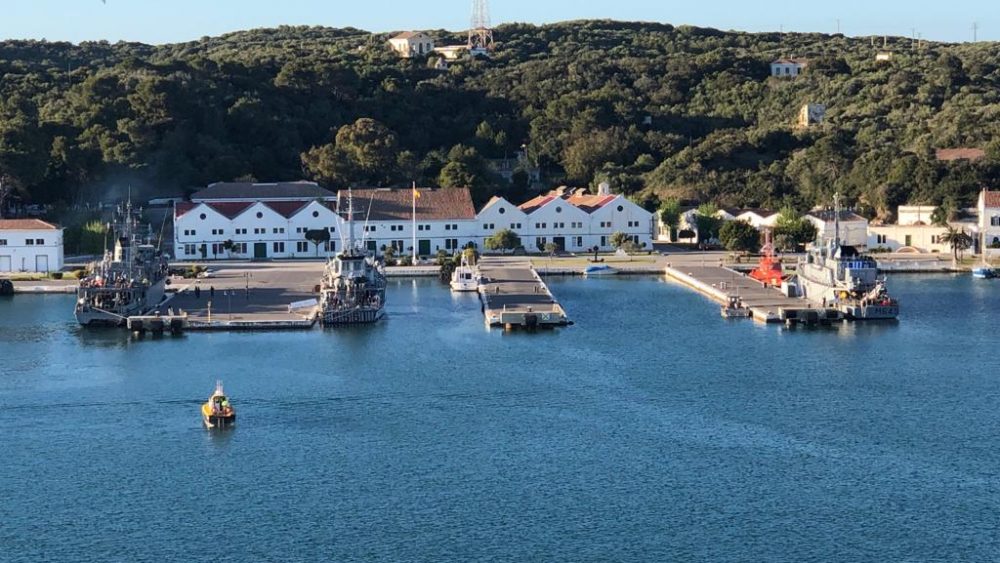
[366,240,377,252]
[418,239,431,257]
[254,243,267,259]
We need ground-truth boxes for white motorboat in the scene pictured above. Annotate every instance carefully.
[450,254,478,292]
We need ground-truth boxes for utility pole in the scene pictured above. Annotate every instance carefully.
[972,22,979,42]
[836,19,841,35]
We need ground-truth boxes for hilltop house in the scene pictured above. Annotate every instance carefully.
[797,104,826,128]
[0,219,64,273]
[388,32,435,58]
[770,59,808,77]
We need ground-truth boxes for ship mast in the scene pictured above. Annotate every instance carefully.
[833,192,842,249]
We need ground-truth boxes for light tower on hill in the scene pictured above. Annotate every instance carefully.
[468,0,495,53]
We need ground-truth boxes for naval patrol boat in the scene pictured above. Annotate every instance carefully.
[795,195,899,320]
[75,200,169,326]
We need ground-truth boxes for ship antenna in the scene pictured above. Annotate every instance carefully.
[346,187,355,253]
[359,194,376,249]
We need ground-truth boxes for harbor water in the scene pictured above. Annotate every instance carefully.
[2,274,1000,561]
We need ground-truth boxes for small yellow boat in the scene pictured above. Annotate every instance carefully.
[202,381,235,429]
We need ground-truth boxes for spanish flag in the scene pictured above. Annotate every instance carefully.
[412,186,421,199]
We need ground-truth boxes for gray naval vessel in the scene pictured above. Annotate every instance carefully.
[795,194,899,320]
[318,190,387,325]
[75,200,169,326]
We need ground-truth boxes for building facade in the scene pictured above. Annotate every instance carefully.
[0,219,64,273]
[805,210,869,248]
[770,59,808,77]
[514,186,655,251]
[388,32,435,58]
[978,189,1000,254]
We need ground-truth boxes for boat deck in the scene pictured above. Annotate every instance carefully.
[477,257,570,329]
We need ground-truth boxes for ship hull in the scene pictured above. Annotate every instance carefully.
[320,307,385,326]
[797,273,898,320]
[75,278,168,327]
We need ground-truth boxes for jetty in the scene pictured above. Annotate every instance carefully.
[477,257,571,329]
[664,262,841,324]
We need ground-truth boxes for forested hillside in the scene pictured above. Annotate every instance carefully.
[1,20,999,219]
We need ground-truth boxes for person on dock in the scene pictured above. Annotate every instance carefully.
[194,284,201,299]
[210,286,215,298]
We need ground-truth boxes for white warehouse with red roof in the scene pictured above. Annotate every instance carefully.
[173,181,655,260]
[0,219,64,273]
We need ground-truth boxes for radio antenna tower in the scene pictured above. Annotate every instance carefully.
[468,0,495,52]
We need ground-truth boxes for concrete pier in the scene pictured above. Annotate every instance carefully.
[477,257,570,329]
[664,263,838,324]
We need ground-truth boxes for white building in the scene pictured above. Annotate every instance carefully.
[388,32,435,58]
[797,104,826,127]
[770,59,808,77]
[174,182,340,260]
[876,51,893,62]
[805,209,869,248]
[342,188,478,257]
[978,189,1000,254]
[896,205,937,226]
[868,225,954,253]
[514,186,655,252]
[0,219,64,273]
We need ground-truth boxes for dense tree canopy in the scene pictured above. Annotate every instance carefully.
[1,21,999,217]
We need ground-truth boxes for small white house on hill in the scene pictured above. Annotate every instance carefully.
[389,32,435,58]
[0,219,64,273]
[771,59,808,77]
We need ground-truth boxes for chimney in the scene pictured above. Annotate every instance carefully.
[598,181,611,196]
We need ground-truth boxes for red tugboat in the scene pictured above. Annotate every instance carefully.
[749,229,784,288]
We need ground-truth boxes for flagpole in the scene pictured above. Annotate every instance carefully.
[412,181,417,264]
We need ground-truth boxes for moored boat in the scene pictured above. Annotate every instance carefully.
[450,253,478,292]
[583,265,618,277]
[795,194,899,320]
[201,381,235,429]
[972,267,996,279]
[749,229,784,287]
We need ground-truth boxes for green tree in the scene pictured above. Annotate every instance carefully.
[610,231,631,250]
[940,225,973,262]
[659,198,682,241]
[484,228,521,254]
[302,118,400,187]
[305,228,331,256]
[719,220,760,253]
[773,207,818,249]
[694,203,722,244]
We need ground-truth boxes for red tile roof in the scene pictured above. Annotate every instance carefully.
[564,194,616,214]
[339,188,475,221]
[518,195,556,214]
[982,191,1000,208]
[263,201,309,219]
[936,148,985,162]
[0,219,59,230]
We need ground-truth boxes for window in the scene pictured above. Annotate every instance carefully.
[0,239,6,246]
[235,243,247,254]
[312,211,319,218]
[391,225,398,232]
[600,235,607,247]
[617,205,624,212]
[444,224,451,231]
[498,207,506,214]
[25,239,34,246]
[199,213,207,220]
[272,228,285,234]
[329,226,336,232]
[254,228,265,235]
[574,236,583,248]
[35,239,44,245]
[992,216,1000,227]
[510,223,521,230]
[876,234,887,244]
[296,241,309,253]
[483,223,494,230]
[184,244,196,255]
[236,228,247,235]
[256,212,263,219]
[904,235,912,247]
[555,206,562,213]
[535,237,546,248]
[273,242,285,253]
[445,238,459,250]
[930,235,939,245]
[211,229,224,235]
[211,243,223,256]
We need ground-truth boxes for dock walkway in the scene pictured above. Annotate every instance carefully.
[664,264,837,323]
[477,257,570,329]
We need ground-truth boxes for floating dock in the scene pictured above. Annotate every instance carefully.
[664,264,841,324]
[477,257,571,329]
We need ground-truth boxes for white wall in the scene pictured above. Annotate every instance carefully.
[868,225,952,253]
[806,217,869,248]
[0,229,64,273]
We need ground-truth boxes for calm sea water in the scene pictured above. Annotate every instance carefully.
[2,274,1000,562]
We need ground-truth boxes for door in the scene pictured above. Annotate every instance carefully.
[35,255,48,273]
[0,256,9,272]
[366,240,377,252]
[552,237,566,251]
[418,239,431,257]
[254,243,267,259]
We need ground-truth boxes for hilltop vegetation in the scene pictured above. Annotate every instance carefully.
[1,20,999,218]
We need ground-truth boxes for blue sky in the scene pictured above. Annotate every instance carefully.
[0,0,993,44]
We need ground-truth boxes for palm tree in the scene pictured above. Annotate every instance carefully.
[940,225,973,263]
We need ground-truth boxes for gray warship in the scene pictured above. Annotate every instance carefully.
[318,190,386,325]
[795,194,899,320]
[74,200,169,326]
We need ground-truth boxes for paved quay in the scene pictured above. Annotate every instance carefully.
[477,257,570,329]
